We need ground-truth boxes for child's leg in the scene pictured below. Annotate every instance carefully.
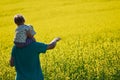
[25,38,36,45]
[14,38,35,47]
[14,42,25,47]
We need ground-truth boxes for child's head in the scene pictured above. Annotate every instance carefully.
[14,14,25,25]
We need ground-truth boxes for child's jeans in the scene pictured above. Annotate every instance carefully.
[14,38,36,48]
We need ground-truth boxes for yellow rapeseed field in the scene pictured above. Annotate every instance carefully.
[0,0,120,80]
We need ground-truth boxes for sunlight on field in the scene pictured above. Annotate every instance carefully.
[0,0,120,80]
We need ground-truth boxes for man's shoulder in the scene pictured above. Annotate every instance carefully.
[31,42,47,46]
[12,42,48,53]
[13,42,47,49]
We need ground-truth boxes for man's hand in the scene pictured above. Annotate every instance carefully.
[10,57,14,67]
[51,37,61,43]
[47,37,61,50]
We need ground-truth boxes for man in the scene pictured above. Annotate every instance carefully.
[10,38,61,80]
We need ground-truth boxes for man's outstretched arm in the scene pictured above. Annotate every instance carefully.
[47,37,61,50]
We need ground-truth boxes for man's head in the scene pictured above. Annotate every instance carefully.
[14,14,25,25]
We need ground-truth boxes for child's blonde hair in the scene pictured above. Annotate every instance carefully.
[14,14,25,25]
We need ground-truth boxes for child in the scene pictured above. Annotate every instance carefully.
[14,14,36,47]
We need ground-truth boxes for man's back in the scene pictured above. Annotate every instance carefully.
[11,42,47,80]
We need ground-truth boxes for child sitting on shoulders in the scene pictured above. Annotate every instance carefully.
[14,14,36,47]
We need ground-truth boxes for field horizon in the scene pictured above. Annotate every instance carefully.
[0,0,120,80]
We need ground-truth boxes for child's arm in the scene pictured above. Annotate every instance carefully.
[26,30,34,38]
[26,25,36,38]
[47,37,61,50]
[10,57,14,67]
